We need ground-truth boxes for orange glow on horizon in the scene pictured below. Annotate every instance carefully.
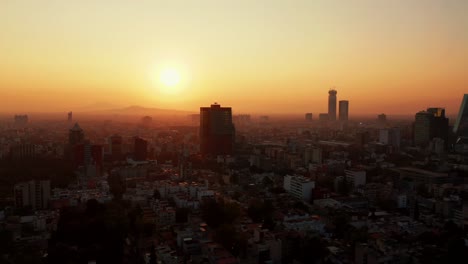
[0,0,467,116]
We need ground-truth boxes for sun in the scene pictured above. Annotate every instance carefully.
[159,68,181,87]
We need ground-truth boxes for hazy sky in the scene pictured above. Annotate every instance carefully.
[1,0,467,115]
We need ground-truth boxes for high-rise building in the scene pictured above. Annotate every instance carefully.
[305,113,313,121]
[318,113,329,122]
[134,136,148,161]
[200,103,235,156]
[69,123,85,146]
[338,100,349,121]
[328,89,337,121]
[67,111,73,122]
[379,127,401,149]
[414,108,449,146]
[453,94,468,136]
[14,180,50,209]
[427,108,449,144]
[283,175,315,202]
[414,111,433,146]
[109,134,123,160]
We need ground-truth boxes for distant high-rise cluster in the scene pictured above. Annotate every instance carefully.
[325,89,349,123]
[200,103,235,156]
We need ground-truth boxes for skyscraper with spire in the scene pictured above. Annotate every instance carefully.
[328,89,337,121]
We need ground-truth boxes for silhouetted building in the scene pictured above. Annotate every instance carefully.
[305,113,313,121]
[109,134,123,160]
[319,113,329,122]
[14,115,28,126]
[67,111,73,122]
[14,180,50,210]
[69,123,85,146]
[134,136,148,161]
[379,127,401,150]
[414,111,433,146]
[339,100,349,121]
[200,103,235,156]
[73,141,103,172]
[414,108,449,147]
[453,94,468,136]
[377,113,387,124]
[356,131,370,148]
[427,107,449,144]
[328,89,337,121]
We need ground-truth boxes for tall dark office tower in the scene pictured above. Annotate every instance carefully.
[305,113,313,121]
[67,111,73,122]
[110,134,123,160]
[328,89,337,121]
[69,123,85,146]
[414,111,433,146]
[200,103,235,156]
[134,136,148,161]
[427,108,449,144]
[338,100,349,121]
[453,94,468,136]
[414,108,449,146]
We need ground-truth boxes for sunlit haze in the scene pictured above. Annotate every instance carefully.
[1,0,467,115]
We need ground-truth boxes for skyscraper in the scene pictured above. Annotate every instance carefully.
[328,89,337,121]
[453,94,468,136]
[414,111,433,146]
[69,123,85,146]
[109,134,123,160]
[200,103,235,156]
[338,100,349,121]
[67,111,73,122]
[305,113,313,121]
[414,108,449,147]
[134,136,148,161]
[427,107,449,144]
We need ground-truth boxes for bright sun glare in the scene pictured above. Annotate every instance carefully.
[159,68,181,88]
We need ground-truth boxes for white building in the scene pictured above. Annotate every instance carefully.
[283,175,315,201]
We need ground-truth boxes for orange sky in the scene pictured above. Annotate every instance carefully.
[1,0,467,116]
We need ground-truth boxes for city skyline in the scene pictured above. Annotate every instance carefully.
[1,0,467,115]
